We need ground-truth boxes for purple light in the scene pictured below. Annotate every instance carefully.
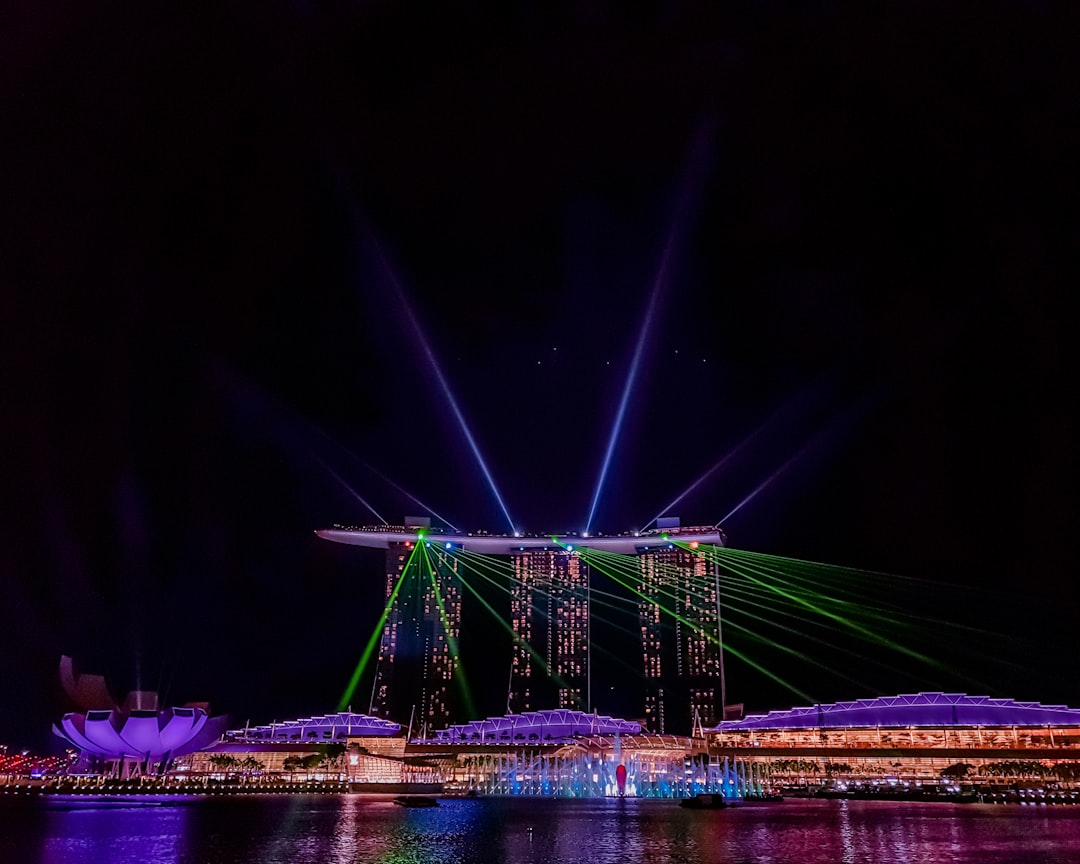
[718,448,805,526]
[424,709,640,742]
[314,455,387,524]
[718,409,848,527]
[712,693,1080,731]
[362,461,459,532]
[53,707,227,760]
[640,415,774,532]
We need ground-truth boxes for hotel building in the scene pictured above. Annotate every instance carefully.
[509,549,589,712]
[637,530,724,733]
[370,536,462,734]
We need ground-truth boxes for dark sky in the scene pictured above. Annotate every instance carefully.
[2,2,1076,748]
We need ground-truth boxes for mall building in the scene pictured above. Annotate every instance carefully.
[707,692,1080,785]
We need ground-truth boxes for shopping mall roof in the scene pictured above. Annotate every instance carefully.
[711,693,1080,731]
[421,709,641,743]
[227,711,401,742]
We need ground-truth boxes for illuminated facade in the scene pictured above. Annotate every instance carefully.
[707,693,1080,789]
[509,550,589,712]
[410,710,750,799]
[319,522,727,734]
[371,542,462,733]
[637,542,722,733]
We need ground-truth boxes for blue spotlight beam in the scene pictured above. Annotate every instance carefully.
[372,239,517,534]
[584,121,714,534]
[584,234,669,535]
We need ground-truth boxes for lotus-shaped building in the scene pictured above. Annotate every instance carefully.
[54,706,228,763]
[51,656,228,776]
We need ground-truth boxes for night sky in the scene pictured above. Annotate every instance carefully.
[3,2,1076,749]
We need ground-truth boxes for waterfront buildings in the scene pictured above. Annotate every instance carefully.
[370,526,462,735]
[636,533,724,733]
[50,656,227,779]
[318,521,727,731]
[707,692,1080,787]
[179,712,441,788]
[36,691,1080,800]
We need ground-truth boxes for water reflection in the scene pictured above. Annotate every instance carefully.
[2,796,1080,863]
[36,797,190,864]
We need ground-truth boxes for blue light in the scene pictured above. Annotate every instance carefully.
[374,239,517,533]
[445,542,453,549]
[584,124,715,535]
[566,545,574,552]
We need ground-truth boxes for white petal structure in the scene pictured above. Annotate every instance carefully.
[53,707,227,760]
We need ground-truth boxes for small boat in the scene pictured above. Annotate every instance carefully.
[680,793,730,809]
[393,795,439,808]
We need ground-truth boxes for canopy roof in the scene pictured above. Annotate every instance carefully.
[231,711,401,741]
[712,693,1080,731]
[423,709,641,743]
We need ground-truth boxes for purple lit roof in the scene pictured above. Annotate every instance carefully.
[232,711,400,742]
[711,693,1080,731]
[422,709,641,743]
[53,707,228,760]
[316,527,725,556]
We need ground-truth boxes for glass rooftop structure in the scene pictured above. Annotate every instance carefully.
[710,692,1080,730]
[421,709,641,743]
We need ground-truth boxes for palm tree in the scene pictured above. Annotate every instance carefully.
[941,762,974,780]
[282,755,304,777]
[239,756,262,783]
[208,754,238,779]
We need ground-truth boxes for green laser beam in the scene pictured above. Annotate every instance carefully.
[419,543,476,719]
[575,545,813,703]
[337,541,419,711]
[451,554,573,693]
[453,551,646,682]
[712,550,946,671]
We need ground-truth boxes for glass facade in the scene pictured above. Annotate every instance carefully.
[509,551,589,712]
[371,543,462,733]
[637,548,722,732]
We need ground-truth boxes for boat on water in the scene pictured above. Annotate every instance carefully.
[393,795,439,808]
[679,793,731,810]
